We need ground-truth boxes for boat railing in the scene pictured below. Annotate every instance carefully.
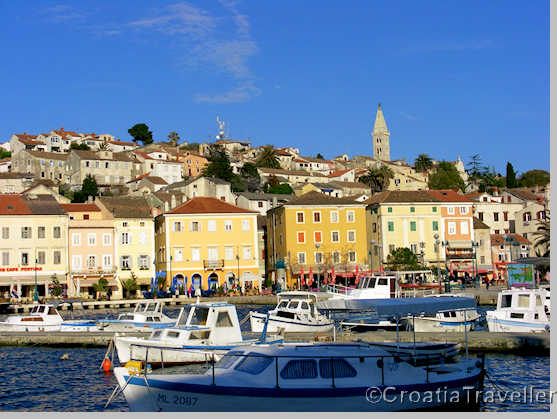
[128,343,484,388]
[326,284,354,295]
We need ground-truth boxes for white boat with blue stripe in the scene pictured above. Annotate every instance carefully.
[97,300,175,332]
[113,342,486,412]
[487,288,550,333]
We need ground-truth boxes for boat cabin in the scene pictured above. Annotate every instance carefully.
[134,301,163,314]
[496,288,549,323]
[273,292,321,319]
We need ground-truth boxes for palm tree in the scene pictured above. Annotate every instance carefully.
[168,131,180,147]
[97,140,111,151]
[532,212,550,257]
[414,154,433,172]
[255,145,281,169]
[358,164,394,193]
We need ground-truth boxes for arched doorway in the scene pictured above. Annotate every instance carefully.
[174,274,185,294]
[225,272,236,292]
[208,272,219,293]
[191,273,202,292]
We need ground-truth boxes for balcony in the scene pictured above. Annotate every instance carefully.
[71,267,116,275]
[203,259,224,270]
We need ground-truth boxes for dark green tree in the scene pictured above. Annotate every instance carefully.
[506,162,517,188]
[93,277,108,299]
[50,275,63,297]
[518,170,550,187]
[428,161,466,192]
[0,148,10,159]
[414,154,433,172]
[202,145,235,182]
[240,163,261,192]
[532,212,550,257]
[168,131,180,146]
[71,174,98,203]
[358,165,394,193]
[316,153,324,159]
[128,123,153,145]
[255,145,281,169]
[70,143,90,151]
[267,183,293,194]
[386,247,423,271]
[179,142,201,151]
[121,272,139,299]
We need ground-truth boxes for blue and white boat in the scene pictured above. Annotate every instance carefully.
[113,342,485,412]
[97,300,175,332]
[487,288,550,333]
[114,301,280,366]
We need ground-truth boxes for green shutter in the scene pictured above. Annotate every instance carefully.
[410,221,416,231]
[433,221,439,231]
[432,207,437,212]
[410,207,415,213]
[388,207,393,213]
[388,221,394,232]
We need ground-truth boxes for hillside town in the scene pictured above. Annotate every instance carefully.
[0,105,550,301]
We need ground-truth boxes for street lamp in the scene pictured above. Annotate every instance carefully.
[434,234,441,290]
[471,241,480,286]
[315,243,321,289]
[369,239,375,273]
[377,243,383,272]
[33,253,38,303]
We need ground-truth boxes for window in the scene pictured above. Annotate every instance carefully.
[53,226,61,239]
[216,312,234,327]
[174,248,183,262]
[432,207,437,212]
[314,231,322,243]
[72,233,81,246]
[225,247,234,261]
[494,229,499,235]
[208,220,216,232]
[224,220,233,231]
[410,243,417,253]
[241,220,250,232]
[319,359,357,378]
[87,255,96,268]
[372,222,377,233]
[140,221,145,227]
[191,247,201,261]
[139,255,149,269]
[347,231,356,242]
[172,221,183,232]
[333,251,340,264]
[315,252,323,264]
[242,246,252,260]
[2,251,9,266]
[102,255,112,268]
[346,211,355,222]
[257,201,263,208]
[432,221,439,231]
[208,247,218,261]
[478,212,484,221]
[460,206,468,214]
[297,231,305,244]
[120,256,131,269]
[120,232,130,245]
[38,226,46,239]
[388,207,393,213]
[103,233,111,246]
[494,212,499,222]
[388,221,394,232]
[88,233,96,246]
[235,353,273,375]
[410,207,415,213]
[280,360,317,379]
[460,221,469,235]
[122,221,128,227]
[190,221,200,232]
[296,212,305,223]
[389,244,395,254]
[330,211,338,223]
[21,227,32,239]
[1,227,8,239]
[348,251,356,262]
[297,252,306,264]
[480,256,485,264]
[71,255,81,270]
[331,231,339,243]
[448,221,456,235]
[410,221,416,232]
[313,212,321,223]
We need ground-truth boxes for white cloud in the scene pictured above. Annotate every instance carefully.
[194,83,261,104]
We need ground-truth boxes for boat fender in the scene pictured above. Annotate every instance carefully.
[102,357,112,372]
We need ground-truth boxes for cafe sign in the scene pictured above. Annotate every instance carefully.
[0,267,43,272]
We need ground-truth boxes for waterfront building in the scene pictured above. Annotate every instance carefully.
[154,197,260,291]
[267,192,368,287]
[235,192,293,216]
[96,196,155,296]
[465,191,522,235]
[0,194,68,299]
[62,202,117,298]
[490,233,532,283]
[473,217,493,276]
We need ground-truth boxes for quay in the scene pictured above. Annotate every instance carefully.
[3,287,502,314]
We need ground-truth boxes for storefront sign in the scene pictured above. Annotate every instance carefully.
[0,267,43,272]
[507,263,534,287]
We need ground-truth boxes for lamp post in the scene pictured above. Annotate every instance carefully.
[369,239,375,274]
[377,243,383,272]
[471,241,480,287]
[315,243,321,289]
[33,252,38,303]
[434,234,441,290]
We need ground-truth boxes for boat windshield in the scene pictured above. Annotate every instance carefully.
[360,278,376,289]
[287,300,300,310]
[31,306,39,314]
[277,300,289,309]
[189,307,209,326]
[145,303,157,312]
[119,314,135,320]
[47,307,58,315]
[37,306,46,313]
[175,308,189,328]
[135,303,147,312]
[215,351,244,369]
[234,352,273,375]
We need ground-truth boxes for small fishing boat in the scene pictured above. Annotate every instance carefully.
[113,342,485,412]
[340,319,399,332]
[326,275,397,300]
[249,292,333,333]
[487,288,550,333]
[114,301,280,366]
[97,300,176,332]
[402,308,481,333]
[0,304,63,331]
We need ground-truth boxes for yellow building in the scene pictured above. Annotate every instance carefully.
[366,191,445,271]
[155,197,260,292]
[267,192,369,287]
[0,194,68,300]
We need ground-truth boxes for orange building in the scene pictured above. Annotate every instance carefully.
[179,151,208,177]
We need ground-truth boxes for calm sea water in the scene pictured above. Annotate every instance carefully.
[0,305,551,412]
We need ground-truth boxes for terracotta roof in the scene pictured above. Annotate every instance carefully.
[98,196,152,218]
[490,233,531,246]
[0,172,33,179]
[60,203,100,212]
[26,150,68,160]
[0,158,10,164]
[14,133,37,139]
[168,197,258,214]
[504,188,543,202]
[127,172,151,184]
[283,191,361,206]
[52,127,80,137]
[21,194,66,215]
[71,150,135,162]
[427,189,472,203]
[0,194,33,215]
[258,167,324,177]
[365,190,441,204]
[18,138,45,146]
[109,139,136,146]
[328,169,351,178]
[144,176,168,185]
[473,217,490,230]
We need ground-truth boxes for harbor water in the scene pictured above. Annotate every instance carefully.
[0,305,551,412]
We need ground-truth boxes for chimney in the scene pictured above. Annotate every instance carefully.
[171,194,177,209]
[164,201,169,212]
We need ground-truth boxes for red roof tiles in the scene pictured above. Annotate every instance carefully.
[60,203,100,212]
[168,197,258,214]
[0,195,33,215]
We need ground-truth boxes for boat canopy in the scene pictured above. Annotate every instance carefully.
[317,296,477,317]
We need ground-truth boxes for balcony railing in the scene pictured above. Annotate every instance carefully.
[71,267,116,275]
[203,259,224,270]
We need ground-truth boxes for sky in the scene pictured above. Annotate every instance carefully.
[0,1,549,175]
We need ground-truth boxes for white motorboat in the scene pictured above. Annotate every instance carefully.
[249,292,333,333]
[114,301,280,366]
[539,285,550,315]
[0,304,63,331]
[403,308,481,333]
[487,288,550,333]
[97,300,176,332]
[113,342,485,412]
[326,275,397,300]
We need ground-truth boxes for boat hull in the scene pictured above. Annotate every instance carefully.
[0,323,61,332]
[115,368,484,412]
[98,321,175,332]
[407,317,476,333]
[250,312,334,333]
[486,315,550,333]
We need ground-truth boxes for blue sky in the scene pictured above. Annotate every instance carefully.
[0,1,549,174]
